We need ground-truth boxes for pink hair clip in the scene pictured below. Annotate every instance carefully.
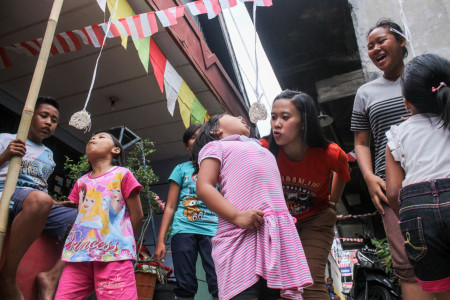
[432,82,447,93]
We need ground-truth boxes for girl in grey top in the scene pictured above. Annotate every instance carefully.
[351,19,432,300]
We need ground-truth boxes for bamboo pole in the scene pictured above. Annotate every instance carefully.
[0,0,65,257]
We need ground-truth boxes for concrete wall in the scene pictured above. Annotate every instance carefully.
[347,0,450,81]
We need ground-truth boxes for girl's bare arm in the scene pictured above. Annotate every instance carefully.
[196,158,264,229]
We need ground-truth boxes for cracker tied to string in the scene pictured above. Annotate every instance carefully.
[249,102,267,124]
[69,109,91,132]
[69,0,119,133]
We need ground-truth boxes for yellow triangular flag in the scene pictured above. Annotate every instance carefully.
[204,113,211,123]
[107,0,134,49]
[106,0,149,72]
[177,81,196,128]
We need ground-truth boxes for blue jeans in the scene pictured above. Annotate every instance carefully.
[399,178,450,292]
[171,233,218,298]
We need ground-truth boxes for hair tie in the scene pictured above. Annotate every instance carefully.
[432,82,447,93]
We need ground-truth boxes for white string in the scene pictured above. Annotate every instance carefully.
[83,0,119,110]
[227,10,271,108]
[397,0,416,57]
[252,2,262,103]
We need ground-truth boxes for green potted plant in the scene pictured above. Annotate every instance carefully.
[371,238,394,278]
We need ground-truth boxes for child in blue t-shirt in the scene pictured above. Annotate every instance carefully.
[0,97,77,300]
[154,124,218,300]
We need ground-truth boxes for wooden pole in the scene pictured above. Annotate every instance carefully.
[0,0,65,257]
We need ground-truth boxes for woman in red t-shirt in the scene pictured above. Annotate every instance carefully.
[261,89,350,299]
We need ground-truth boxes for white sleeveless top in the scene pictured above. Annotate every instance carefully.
[386,114,450,187]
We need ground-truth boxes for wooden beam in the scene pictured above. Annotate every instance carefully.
[316,69,365,103]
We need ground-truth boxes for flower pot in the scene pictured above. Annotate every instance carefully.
[153,282,177,300]
[135,271,158,300]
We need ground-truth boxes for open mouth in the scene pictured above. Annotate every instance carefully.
[376,54,386,63]
[41,127,50,134]
[273,131,281,138]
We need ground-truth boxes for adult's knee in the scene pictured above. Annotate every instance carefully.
[23,191,53,213]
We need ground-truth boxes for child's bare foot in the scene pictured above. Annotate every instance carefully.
[36,271,59,300]
[0,273,24,300]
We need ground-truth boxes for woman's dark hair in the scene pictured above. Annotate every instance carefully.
[368,19,408,58]
[265,90,329,158]
[191,114,225,174]
[402,53,450,129]
[183,123,202,145]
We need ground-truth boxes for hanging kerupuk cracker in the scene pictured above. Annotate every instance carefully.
[248,0,267,124]
[69,0,119,132]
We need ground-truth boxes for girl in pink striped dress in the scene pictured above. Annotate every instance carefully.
[193,114,312,300]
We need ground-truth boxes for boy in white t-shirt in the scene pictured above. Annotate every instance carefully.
[0,96,77,300]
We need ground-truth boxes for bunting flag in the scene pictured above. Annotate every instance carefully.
[107,0,134,49]
[0,0,271,124]
[96,0,107,12]
[177,81,197,128]
[186,1,208,16]
[107,0,151,72]
[240,0,273,6]
[72,28,91,45]
[163,61,183,116]
[191,98,207,124]
[10,41,41,56]
[149,38,208,124]
[149,38,167,93]
[82,25,104,47]
[219,0,238,9]
[0,47,12,69]
[155,6,185,27]
[1,0,277,69]
[54,32,82,53]
[203,0,222,19]
[187,0,221,19]
[101,12,158,40]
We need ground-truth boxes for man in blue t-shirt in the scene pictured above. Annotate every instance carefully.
[0,97,77,300]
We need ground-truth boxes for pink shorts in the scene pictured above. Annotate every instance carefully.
[55,260,137,300]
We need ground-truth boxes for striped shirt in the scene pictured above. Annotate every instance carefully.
[199,135,312,300]
[351,77,406,179]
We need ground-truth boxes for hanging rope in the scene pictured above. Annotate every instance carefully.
[248,1,267,124]
[69,0,119,132]
[396,0,416,57]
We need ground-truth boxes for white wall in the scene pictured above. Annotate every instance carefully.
[347,0,450,80]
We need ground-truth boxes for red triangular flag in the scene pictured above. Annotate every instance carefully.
[149,38,168,93]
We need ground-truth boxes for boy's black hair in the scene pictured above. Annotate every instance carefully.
[402,53,450,129]
[263,90,329,158]
[368,19,408,58]
[36,96,59,111]
[183,123,202,145]
[191,114,225,174]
